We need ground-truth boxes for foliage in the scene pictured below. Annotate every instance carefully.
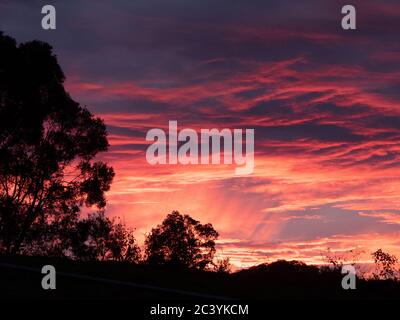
[323,247,367,278]
[372,249,399,280]
[0,32,114,254]
[213,257,232,274]
[70,212,141,263]
[145,211,218,270]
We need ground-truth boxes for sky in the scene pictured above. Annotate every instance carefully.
[1,0,400,268]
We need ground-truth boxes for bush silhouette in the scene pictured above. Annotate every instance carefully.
[70,212,141,263]
[372,249,399,280]
[145,211,219,270]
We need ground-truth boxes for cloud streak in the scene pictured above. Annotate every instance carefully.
[1,0,400,267]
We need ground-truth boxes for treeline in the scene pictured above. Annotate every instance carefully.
[324,247,400,281]
[1,210,229,272]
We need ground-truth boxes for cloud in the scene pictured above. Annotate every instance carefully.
[1,0,400,267]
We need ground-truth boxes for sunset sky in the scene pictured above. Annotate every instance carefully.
[1,0,400,268]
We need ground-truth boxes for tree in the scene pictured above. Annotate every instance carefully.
[145,211,219,270]
[213,257,232,274]
[323,247,366,278]
[70,212,141,263]
[0,32,114,254]
[372,249,398,280]
[107,219,142,263]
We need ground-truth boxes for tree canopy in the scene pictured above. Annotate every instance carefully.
[0,32,114,255]
[70,212,141,262]
[145,211,219,270]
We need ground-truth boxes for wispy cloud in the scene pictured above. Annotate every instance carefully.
[1,0,400,267]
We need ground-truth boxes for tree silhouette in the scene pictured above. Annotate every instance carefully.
[372,249,399,280]
[213,257,232,273]
[145,211,219,270]
[0,32,114,254]
[70,212,141,262]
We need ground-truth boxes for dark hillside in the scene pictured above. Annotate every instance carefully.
[1,256,400,300]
